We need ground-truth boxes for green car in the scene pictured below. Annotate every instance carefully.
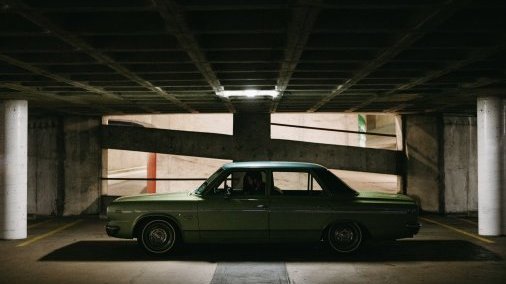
[106,161,420,255]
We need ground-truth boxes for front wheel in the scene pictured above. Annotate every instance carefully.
[327,222,363,253]
[138,220,178,255]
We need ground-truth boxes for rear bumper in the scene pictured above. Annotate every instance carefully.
[406,222,421,235]
[105,225,120,237]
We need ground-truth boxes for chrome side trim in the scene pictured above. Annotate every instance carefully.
[198,209,407,214]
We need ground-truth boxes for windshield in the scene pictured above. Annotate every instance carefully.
[194,168,223,195]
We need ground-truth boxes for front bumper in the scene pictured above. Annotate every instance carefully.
[406,222,421,235]
[105,225,120,237]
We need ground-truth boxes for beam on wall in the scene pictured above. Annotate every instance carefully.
[101,125,402,175]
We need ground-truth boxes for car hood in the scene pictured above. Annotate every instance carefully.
[356,191,414,203]
[113,192,197,203]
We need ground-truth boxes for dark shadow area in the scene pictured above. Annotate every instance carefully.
[40,240,501,262]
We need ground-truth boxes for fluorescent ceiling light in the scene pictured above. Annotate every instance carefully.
[217,89,279,98]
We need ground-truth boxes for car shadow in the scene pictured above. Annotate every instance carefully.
[39,239,501,262]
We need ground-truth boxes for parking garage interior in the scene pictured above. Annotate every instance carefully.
[0,0,505,283]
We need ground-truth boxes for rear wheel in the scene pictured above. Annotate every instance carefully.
[138,220,178,255]
[327,222,363,253]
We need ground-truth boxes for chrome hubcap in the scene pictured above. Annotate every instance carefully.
[149,228,168,246]
[334,228,354,243]
[328,223,362,253]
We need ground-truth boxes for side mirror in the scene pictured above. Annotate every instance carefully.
[224,188,232,199]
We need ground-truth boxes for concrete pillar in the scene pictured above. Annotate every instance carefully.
[233,113,271,161]
[394,115,406,194]
[503,100,506,235]
[477,96,503,236]
[0,100,28,239]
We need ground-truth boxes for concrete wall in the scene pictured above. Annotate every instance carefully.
[103,113,400,196]
[271,113,359,146]
[365,114,397,150]
[156,155,231,193]
[26,112,488,215]
[406,114,479,214]
[107,149,147,172]
[63,117,101,215]
[234,113,271,161]
[102,125,401,175]
[28,116,101,216]
[106,114,233,135]
[444,116,477,213]
[405,115,441,212]
[28,117,61,215]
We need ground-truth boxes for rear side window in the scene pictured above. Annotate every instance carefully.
[272,171,323,196]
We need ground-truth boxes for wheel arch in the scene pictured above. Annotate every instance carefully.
[133,214,182,241]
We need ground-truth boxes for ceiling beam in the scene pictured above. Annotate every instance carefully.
[21,2,502,13]
[0,82,86,104]
[0,54,159,113]
[271,0,321,113]
[307,0,465,112]
[153,0,235,113]
[183,3,448,11]
[0,82,119,113]
[382,103,413,113]
[385,46,504,95]
[3,0,197,113]
[421,79,505,113]
[347,45,504,112]
[0,53,124,101]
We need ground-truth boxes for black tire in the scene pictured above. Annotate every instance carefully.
[327,222,363,253]
[138,219,178,255]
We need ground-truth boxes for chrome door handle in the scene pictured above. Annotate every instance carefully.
[257,204,267,208]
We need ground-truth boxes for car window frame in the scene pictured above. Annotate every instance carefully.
[268,168,329,196]
[202,168,270,198]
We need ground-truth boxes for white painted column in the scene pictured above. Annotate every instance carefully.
[477,96,503,236]
[394,115,405,194]
[0,100,28,239]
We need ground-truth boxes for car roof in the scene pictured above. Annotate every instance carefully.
[222,161,326,170]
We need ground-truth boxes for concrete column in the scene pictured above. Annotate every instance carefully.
[503,100,506,235]
[233,113,271,161]
[477,96,503,236]
[394,115,406,194]
[0,100,28,239]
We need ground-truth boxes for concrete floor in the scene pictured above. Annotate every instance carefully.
[0,216,504,284]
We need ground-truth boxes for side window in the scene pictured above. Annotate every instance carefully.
[209,171,266,197]
[273,171,308,191]
[272,171,323,195]
[312,177,323,192]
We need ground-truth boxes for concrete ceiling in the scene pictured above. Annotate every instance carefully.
[0,0,505,115]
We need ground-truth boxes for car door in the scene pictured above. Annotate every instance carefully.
[269,170,334,242]
[198,170,269,242]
